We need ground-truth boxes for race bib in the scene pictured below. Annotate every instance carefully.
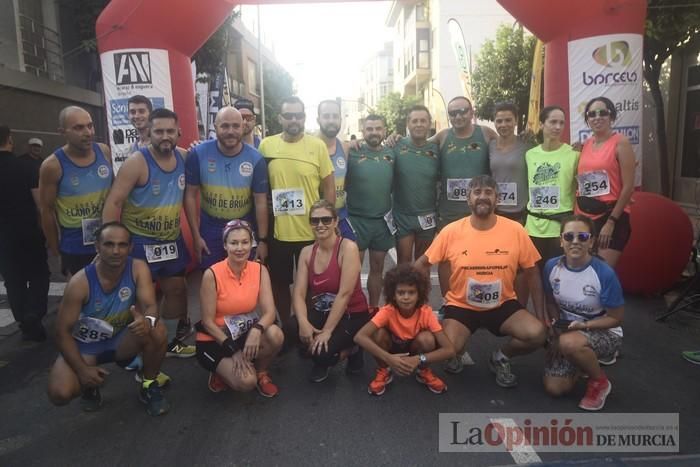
[530,186,560,210]
[312,292,337,315]
[81,218,101,246]
[272,188,305,216]
[577,171,611,197]
[144,242,178,263]
[223,311,260,341]
[418,212,436,231]
[466,278,502,309]
[446,178,471,201]
[384,210,397,235]
[497,183,517,206]
[73,317,114,343]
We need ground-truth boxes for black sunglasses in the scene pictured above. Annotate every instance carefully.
[309,216,335,226]
[561,231,592,242]
[448,108,471,118]
[585,109,611,119]
[281,112,305,120]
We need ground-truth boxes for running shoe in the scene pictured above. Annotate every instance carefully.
[208,372,229,393]
[256,372,279,397]
[682,350,700,365]
[368,367,393,396]
[166,338,196,358]
[416,367,447,394]
[345,346,364,374]
[578,376,612,411]
[124,355,143,371]
[444,356,464,374]
[80,387,102,412]
[309,364,330,383]
[598,350,619,366]
[489,351,518,388]
[175,318,194,341]
[139,381,170,416]
[134,371,172,388]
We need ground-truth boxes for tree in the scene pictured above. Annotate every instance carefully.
[471,24,536,131]
[192,13,238,77]
[262,61,295,136]
[376,92,421,135]
[644,0,700,196]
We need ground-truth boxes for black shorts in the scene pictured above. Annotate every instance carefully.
[593,211,632,252]
[61,252,96,276]
[444,299,524,337]
[389,333,414,354]
[196,334,249,372]
[497,210,527,225]
[267,239,313,285]
[530,236,562,267]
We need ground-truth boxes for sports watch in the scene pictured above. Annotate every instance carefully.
[418,353,428,368]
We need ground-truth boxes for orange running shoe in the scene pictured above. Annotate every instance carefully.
[368,367,393,396]
[208,372,228,393]
[256,371,279,398]
[416,367,447,394]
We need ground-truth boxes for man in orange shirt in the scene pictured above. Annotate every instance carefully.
[415,175,547,388]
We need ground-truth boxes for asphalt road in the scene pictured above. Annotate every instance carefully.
[2,262,700,466]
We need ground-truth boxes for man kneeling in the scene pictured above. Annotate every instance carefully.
[47,222,169,416]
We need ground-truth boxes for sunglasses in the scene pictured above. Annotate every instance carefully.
[561,231,592,242]
[242,115,256,122]
[309,216,335,226]
[448,108,471,118]
[585,109,611,119]
[281,112,305,121]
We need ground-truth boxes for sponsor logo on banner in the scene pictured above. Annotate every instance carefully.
[114,52,152,85]
[578,126,640,145]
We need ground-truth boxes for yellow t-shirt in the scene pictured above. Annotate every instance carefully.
[425,216,541,311]
[259,134,334,241]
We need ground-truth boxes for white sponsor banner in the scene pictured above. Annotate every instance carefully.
[568,34,643,186]
[100,48,173,173]
[439,413,679,453]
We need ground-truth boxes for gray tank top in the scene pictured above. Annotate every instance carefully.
[488,139,528,214]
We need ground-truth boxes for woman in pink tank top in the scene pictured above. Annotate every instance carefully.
[292,200,370,383]
[576,96,636,267]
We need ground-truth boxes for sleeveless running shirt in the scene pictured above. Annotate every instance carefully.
[329,138,348,218]
[439,126,490,220]
[393,137,439,216]
[81,258,136,334]
[55,143,113,254]
[346,144,395,218]
[122,147,185,241]
[308,237,368,314]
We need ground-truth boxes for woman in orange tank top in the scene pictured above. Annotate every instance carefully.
[195,219,284,396]
[576,96,636,267]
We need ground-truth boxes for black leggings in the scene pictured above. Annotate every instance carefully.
[295,309,370,367]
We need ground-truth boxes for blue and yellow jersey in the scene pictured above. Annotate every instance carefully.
[122,146,185,241]
[82,257,136,333]
[329,139,347,219]
[185,140,268,236]
[55,143,113,254]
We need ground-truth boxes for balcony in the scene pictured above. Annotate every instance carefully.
[18,13,64,83]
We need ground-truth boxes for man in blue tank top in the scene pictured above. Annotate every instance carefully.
[47,222,170,416]
[39,106,113,277]
[316,99,355,240]
[103,108,195,359]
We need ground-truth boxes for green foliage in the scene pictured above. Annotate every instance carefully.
[262,61,295,136]
[63,0,109,52]
[376,92,421,135]
[192,13,238,77]
[471,24,536,131]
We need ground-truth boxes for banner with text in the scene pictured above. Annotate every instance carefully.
[568,34,643,186]
[101,48,173,173]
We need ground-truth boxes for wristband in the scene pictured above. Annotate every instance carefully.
[222,337,237,357]
[257,237,269,243]
[607,215,618,224]
[253,323,265,333]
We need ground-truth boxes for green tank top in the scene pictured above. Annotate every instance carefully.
[524,143,579,238]
[438,126,490,220]
[393,137,439,216]
[346,144,395,218]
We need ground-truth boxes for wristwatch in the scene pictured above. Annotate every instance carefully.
[145,316,157,328]
[418,353,428,368]
[253,323,265,333]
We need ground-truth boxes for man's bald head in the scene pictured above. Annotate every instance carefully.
[58,106,94,151]
[214,106,243,154]
[58,106,90,130]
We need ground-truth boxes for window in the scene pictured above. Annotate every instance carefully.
[416,3,425,21]
[247,58,258,95]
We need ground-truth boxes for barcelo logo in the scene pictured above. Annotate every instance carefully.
[592,41,631,68]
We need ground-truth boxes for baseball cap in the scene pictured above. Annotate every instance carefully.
[28,138,43,147]
[234,99,255,115]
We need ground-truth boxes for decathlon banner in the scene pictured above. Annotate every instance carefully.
[100,48,173,173]
[568,34,643,185]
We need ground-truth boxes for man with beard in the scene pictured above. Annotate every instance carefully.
[184,106,269,268]
[393,105,439,264]
[233,99,261,148]
[39,106,113,277]
[127,95,152,151]
[345,115,395,310]
[258,96,335,343]
[316,99,354,239]
[103,108,195,359]
[415,175,546,388]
